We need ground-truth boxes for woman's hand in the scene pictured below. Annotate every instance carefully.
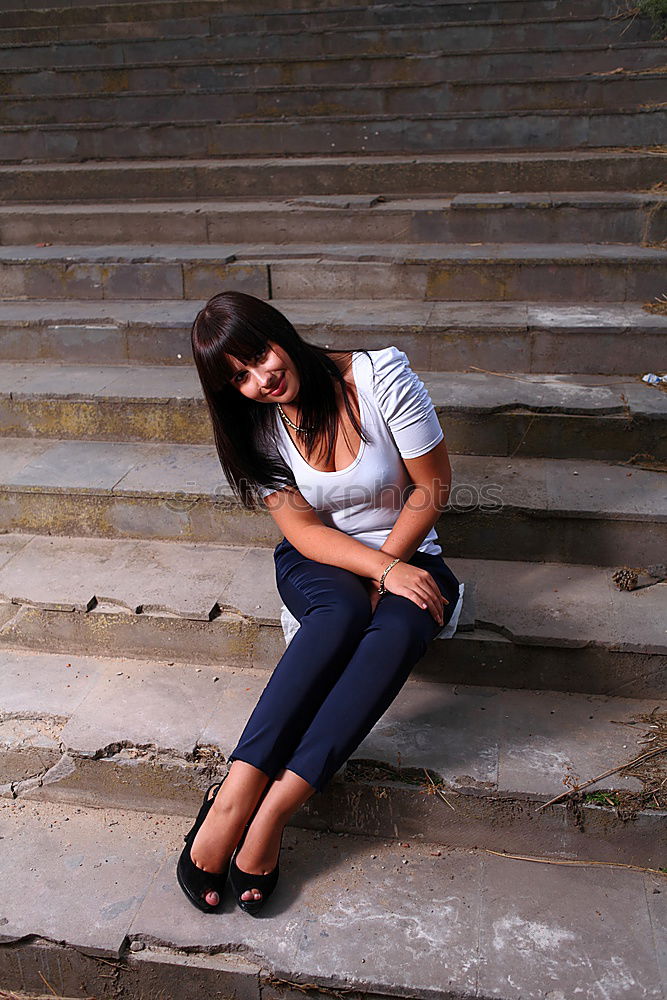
[378,561,449,626]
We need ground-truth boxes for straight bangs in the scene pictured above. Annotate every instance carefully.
[192,308,270,392]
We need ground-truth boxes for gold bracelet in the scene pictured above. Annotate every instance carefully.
[378,557,401,596]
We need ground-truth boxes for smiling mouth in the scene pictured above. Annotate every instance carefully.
[267,374,285,396]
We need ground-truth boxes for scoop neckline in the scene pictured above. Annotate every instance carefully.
[277,351,366,477]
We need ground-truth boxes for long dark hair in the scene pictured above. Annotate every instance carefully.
[191,291,372,509]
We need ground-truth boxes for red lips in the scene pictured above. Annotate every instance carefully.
[267,374,285,396]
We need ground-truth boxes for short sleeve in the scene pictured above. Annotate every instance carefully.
[257,482,279,500]
[371,346,444,459]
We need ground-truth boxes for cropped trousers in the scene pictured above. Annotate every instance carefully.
[227,536,461,794]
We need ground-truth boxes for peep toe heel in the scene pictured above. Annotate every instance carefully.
[229,827,285,916]
[176,780,230,913]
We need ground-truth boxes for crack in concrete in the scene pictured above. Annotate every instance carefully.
[474,617,593,648]
[126,934,262,962]
[0,710,67,723]
[11,753,77,797]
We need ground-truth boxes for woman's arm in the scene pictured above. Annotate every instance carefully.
[379,438,452,563]
[264,486,394,585]
[263,440,451,624]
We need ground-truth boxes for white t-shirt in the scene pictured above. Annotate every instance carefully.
[257,345,444,557]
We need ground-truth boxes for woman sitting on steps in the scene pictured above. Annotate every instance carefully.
[178,289,461,916]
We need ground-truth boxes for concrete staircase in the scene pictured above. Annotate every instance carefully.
[0,1,665,997]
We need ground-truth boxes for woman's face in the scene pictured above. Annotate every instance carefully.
[225,340,300,404]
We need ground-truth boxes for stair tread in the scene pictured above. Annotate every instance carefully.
[0,9,637,42]
[1,190,665,210]
[1,360,665,418]
[2,298,665,327]
[3,646,664,801]
[1,532,665,652]
[4,104,663,127]
[0,796,663,997]
[1,241,665,261]
[1,149,660,170]
[4,39,663,75]
[1,436,665,517]
[4,67,663,100]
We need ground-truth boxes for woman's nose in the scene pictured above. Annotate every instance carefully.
[253,366,272,388]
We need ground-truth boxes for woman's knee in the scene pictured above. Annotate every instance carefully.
[305,580,371,634]
[372,601,435,659]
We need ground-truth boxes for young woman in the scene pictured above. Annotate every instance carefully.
[178,290,461,916]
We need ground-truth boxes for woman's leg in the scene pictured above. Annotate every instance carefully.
[226,538,373,781]
[231,766,316,904]
[233,550,461,902]
[189,539,372,902]
[189,759,272,906]
[280,551,461,793]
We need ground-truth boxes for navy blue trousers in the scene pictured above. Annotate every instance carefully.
[227,536,461,794]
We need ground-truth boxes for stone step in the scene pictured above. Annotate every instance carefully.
[1,299,665,375]
[0,801,663,1000]
[1,430,665,559]
[0,0,634,12]
[2,647,664,865]
[5,107,663,161]
[3,19,652,76]
[0,0,633,32]
[1,242,665,302]
[3,72,664,126]
[5,43,665,96]
[1,152,663,202]
[1,533,665,696]
[2,0,372,9]
[1,193,664,246]
[1,361,665,463]
[0,11,651,50]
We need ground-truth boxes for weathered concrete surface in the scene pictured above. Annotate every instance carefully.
[0,151,664,203]
[1,241,665,303]
[5,44,666,107]
[5,74,663,128]
[0,359,663,412]
[1,436,664,563]
[1,536,665,695]
[0,298,665,375]
[0,798,170,958]
[1,361,665,462]
[0,533,251,618]
[1,647,664,863]
[3,106,663,162]
[0,0,643,31]
[2,799,661,1000]
[0,11,653,61]
[1,192,663,245]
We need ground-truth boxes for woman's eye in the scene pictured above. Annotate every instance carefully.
[232,348,268,384]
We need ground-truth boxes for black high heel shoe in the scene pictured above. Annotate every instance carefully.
[176,780,230,913]
[228,826,285,916]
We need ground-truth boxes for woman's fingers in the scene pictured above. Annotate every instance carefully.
[380,564,449,624]
[408,581,445,624]
[414,574,449,623]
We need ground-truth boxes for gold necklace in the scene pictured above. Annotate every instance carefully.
[277,402,305,433]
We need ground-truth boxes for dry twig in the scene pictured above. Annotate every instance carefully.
[466,365,636,388]
[38,973,58,998]
[422,767,457,810]
[479,848,666,877]
[536,745,666,810]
